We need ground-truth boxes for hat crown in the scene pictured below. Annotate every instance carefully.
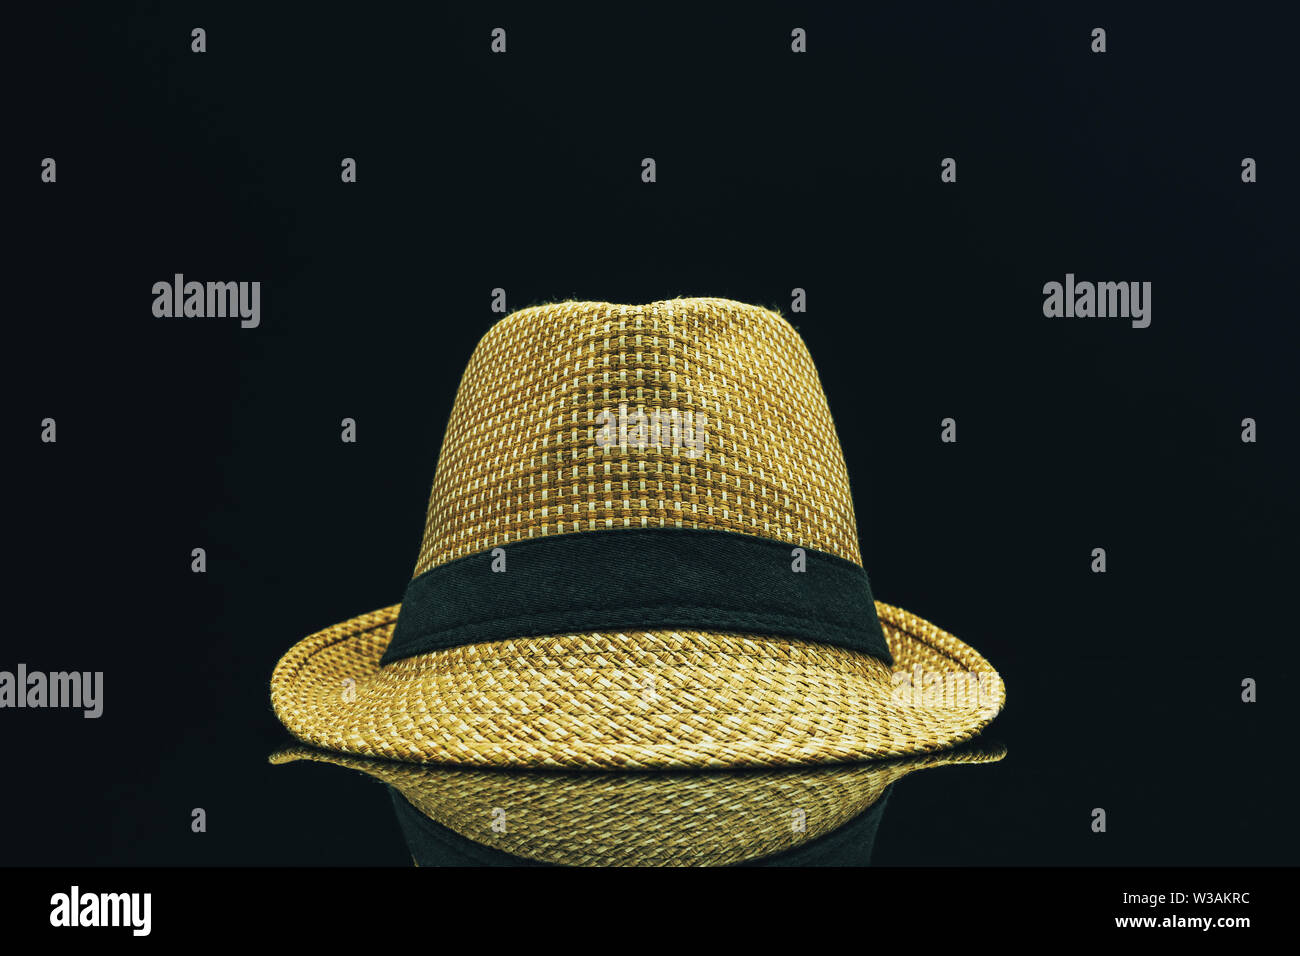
[413,298,861,576]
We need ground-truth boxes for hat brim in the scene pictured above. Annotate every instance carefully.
[270,599,1005,769]
[269,740,1007,866]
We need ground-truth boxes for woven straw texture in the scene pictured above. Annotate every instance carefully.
[270,743,1005,866]
[270,298,1006,768]
[415,297,860,570]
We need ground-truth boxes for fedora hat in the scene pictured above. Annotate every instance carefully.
[270,742,1007,866]
[269,297,1005,768]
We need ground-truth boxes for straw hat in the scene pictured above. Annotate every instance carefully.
[269,298,1005,768]
[270,743,1006,866]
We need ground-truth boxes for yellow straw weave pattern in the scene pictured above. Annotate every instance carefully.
[270,298,1006,768]
[415,298,859,571]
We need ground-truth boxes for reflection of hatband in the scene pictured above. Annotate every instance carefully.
[271,743,1006,866]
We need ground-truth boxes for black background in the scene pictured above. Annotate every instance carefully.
[8,1,1296,867]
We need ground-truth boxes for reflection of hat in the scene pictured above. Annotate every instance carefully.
[270,298,1005,768]
[270,743,1006,866]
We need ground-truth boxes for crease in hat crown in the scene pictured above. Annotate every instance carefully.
[411,297,861,574]
[269,296,1006,770]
